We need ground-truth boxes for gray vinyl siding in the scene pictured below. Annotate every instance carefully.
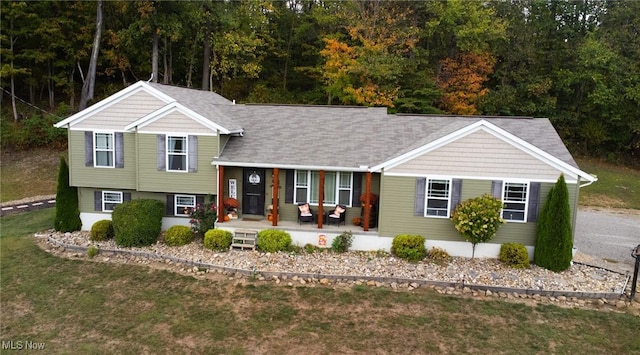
[79,188,170,214]
[73,90,165,131]
[378,175,579,246]
[68,130,136,189]
[140,112,216,134]
[138,133,218,193]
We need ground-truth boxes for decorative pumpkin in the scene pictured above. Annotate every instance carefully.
[223,215,231,222]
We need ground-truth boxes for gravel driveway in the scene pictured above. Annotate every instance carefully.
[574,208,640,274]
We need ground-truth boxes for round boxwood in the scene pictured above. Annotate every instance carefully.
[112,199,164,247]
[391,234,427,262]
[164,225,194,246]
[257,229,292,253]
[204,229,233,251]
[90,219,114,241]
[499,243,530,269]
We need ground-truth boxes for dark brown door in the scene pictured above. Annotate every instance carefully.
[243,168,265,215]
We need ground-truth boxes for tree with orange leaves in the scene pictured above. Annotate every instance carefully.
[436,52,495,115]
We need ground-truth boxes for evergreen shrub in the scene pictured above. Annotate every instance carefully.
[112,199,164,247]
[391,234,426,262]
[331,231,353,253]
[204,229,233,251]
[164,225,194,246]
[257,229,292,253]
[499,243,530,269]
[90,219,114,241]
[54,156,82,232]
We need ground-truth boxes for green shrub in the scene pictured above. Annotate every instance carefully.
[451,194,505,258]
[257,229,292,253]
[499,243,530,269]
[204,229,233,251]
[90,219,114,241]
[164,225,194,246]
[87,245,99,259]
[331,231,353,253]
[534,174,573,272]
[54,156,82,232]
[391,234,426,262]
[112,199,164,247]
[427,247,451,265]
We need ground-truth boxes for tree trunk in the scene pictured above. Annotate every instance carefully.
[152,29,159,83]
[79,0,103,110]
[201,19,211,90]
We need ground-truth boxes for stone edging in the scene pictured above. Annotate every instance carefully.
[41,235,631,300]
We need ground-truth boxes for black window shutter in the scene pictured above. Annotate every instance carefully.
[491,180,503,199]
[166,194,174,215]
[285,170,294,204]
[85,131,94,167]
[157,135,166,171]
[414,178,426,216]
[451,179,462,214]
[123,192,131,202]
[188,135,198,172]
[115,132,124,168]
[352,172,363,207]
[94,190,102,211]
[527,182,541,222]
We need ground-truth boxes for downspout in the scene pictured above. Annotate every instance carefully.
[135,127,140,192]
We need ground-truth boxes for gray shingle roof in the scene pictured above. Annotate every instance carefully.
[214,104,579,170]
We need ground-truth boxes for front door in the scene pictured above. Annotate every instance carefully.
[243,168,265,215]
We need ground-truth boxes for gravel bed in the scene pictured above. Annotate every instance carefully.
[40,230,630,296]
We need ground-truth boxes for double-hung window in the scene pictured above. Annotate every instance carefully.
[94,132,114,167]
[426,178,451,217]
[175,194,196,216]
[294,170,353,206]
[502,182,528,222]
[102,191,123,212]
[167,136,187,171]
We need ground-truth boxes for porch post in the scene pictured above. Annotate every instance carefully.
[318,170,324,228]
[272,168,279,227]
[363,171,372,231]
[217,165,224,223]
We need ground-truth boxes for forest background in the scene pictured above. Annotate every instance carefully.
[1,0,639,167]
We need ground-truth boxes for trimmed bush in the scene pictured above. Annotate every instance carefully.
[204,229,233,251]
[331,231,353,253]
[499,243,530,269]
[112,199,164,247]
[164,225,194,246]
[534,174,573,272]
[90,219,114,241]
[87,245,99,259]
[257,229,292,253]
[427,247,451,265]
[391,234,426,262]
[451,194,505,258]
[54,156,82,232]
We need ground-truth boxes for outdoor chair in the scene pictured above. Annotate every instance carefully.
[326,205,346,226]
[297,203,315,224]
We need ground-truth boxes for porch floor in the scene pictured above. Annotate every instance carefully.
[217,216,379,236]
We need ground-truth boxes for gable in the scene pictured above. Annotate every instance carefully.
[387,129,572,182]
[138,110,218,135]
[72,90,167,131]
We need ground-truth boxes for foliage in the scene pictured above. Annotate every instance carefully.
[54,156,82,232]
[303,243,327,254]
[331,231,353,253]
[534,175,573,272]
[426,247,451,266]
[257,229,292,253]
[391,234,426,262]
[1,112,68,150]
[187,200,217,238]
[359,192,378,205]
[436,52,495,115]
[451,194,505,258]
[112,199,164,247]
[86,245,99,259]
[203,229,232,251]
[223,197,239,209]
[164,225,194,247]
[90,219,114,241]
[499,243,530,269]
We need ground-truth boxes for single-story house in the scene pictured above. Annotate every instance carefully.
[54,81,596,257]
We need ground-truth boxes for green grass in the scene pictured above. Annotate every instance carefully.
[1,210,640,353]
[577,158,640,209]
[0,148,63,202]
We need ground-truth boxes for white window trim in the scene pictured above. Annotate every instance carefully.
[94,132,115,168]
[102,190,123,212]
[424,178,451,218]
[294,170,353,207]
[166,135,188,173]
[502,181,529,223]
[175,194,196,216]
